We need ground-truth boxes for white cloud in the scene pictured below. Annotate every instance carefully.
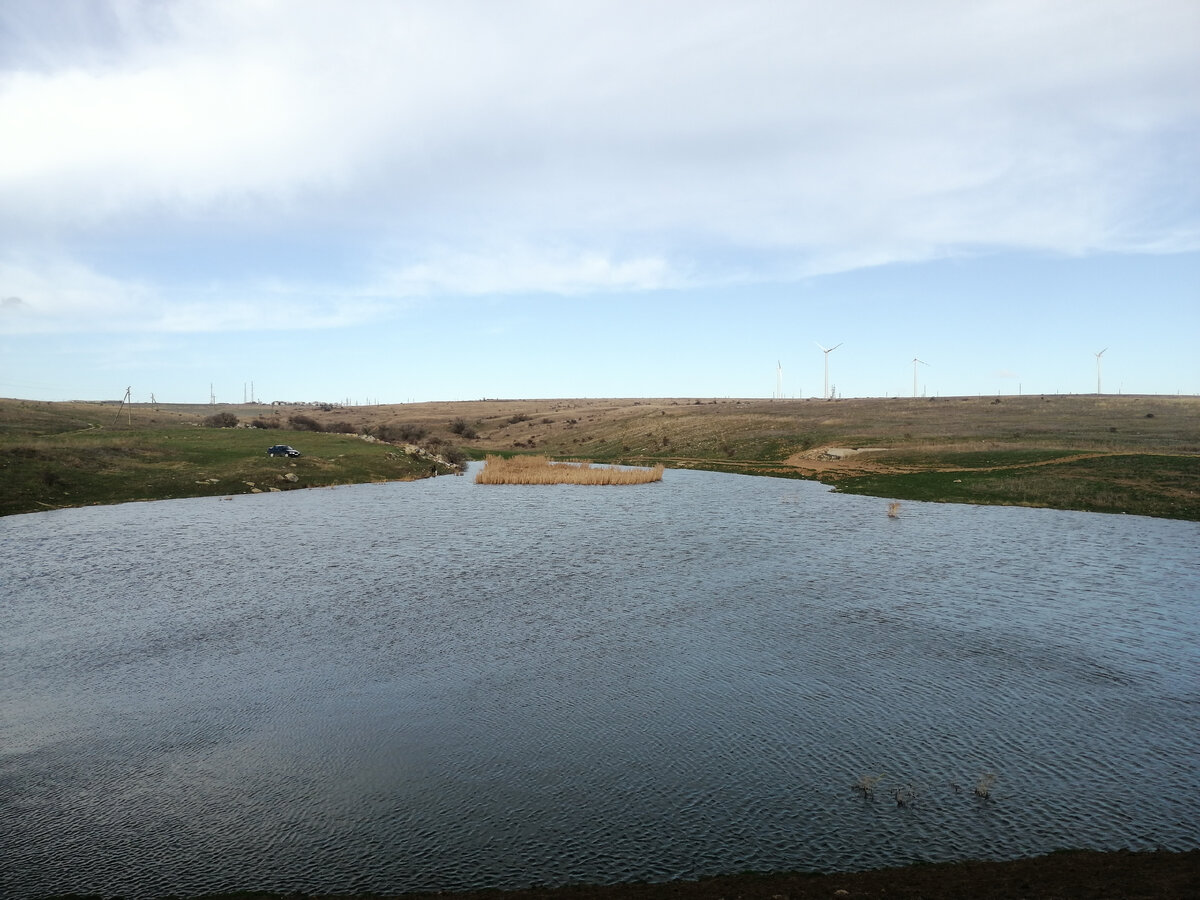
[0,252,398,335]
[374,245,680,297]
[0,254,152,332]
[0,0,1197,331]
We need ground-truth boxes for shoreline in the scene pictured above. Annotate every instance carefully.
[36,849,1200,900]
[3,395,1197,519]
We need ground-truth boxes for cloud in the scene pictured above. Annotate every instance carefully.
[0,252,397,335]
[1,0,1197,332]
[374,245,681,297]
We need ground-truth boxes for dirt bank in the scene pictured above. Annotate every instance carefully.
[140,850,1199,900]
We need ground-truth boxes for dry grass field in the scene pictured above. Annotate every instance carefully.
[2,394,1197,518]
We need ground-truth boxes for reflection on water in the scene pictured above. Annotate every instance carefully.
[2,466,1198,898]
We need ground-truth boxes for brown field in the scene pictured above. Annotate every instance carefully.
[3,393,1198,518]
[476,454,664,485]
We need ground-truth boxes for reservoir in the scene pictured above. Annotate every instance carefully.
[2,466,1197,898]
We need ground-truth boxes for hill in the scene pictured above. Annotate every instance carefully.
[2,394,1197,519]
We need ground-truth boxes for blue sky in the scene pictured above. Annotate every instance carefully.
[1,0,1197,404]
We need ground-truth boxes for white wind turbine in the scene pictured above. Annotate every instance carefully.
[816,341,842,399]
[1095,347,1107,394]
[912,357,929,398]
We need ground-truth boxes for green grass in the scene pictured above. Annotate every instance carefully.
[877,448,1079,468]
[0,427,452,517]
[832,454,1200,520]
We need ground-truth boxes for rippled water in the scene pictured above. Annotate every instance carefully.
[2,466,1198,898]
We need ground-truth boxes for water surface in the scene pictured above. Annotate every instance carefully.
[2,468,1197,897]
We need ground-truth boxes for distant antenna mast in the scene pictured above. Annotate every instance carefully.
[210,383,216,405]
[913,357,929,398]
[1095,347,1107,394]
[816,342,842,400]
[776,360,783,399]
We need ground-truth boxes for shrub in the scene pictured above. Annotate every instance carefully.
[289,414,323,432]
[375,423,426,443]
[449,417,478,439]
[250,417,280,429]
[508,413,530,424]
[326,421,357,434]
[203,412,239,428]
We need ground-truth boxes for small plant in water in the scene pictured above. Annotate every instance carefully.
[973,772,998,799]
[887,501,902,518]
[894,782,919,807]
[853,773,886,797]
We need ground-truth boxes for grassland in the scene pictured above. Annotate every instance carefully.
[2,394,1197,519]
[0,399,462,517]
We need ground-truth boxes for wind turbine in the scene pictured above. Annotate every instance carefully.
[816,342,842,399]
[912,357,929,398]
[776,360,783,399]
[1095,347,1107,394]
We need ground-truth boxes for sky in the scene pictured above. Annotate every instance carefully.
[1,0,1197,404]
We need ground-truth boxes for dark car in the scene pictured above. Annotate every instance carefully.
[267,444,301,458]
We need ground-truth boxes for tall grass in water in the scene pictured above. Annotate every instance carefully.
[476,455,664,485]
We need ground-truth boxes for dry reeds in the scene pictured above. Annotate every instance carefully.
[476,455,664,485]
[853,773,886,797]
[887,501,902,518]
[973,772,997,799]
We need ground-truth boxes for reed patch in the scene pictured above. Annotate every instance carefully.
[476,455,663,485]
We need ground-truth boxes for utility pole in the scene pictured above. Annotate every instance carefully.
[112,386,132,425]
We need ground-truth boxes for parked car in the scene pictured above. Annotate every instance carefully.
[267,444,301,458]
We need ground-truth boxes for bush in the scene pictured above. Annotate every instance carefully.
[203,412,239,428]
[250,417,280,429]
[326,421,357,434]
[508,413,530,424]
[449,417,478,439]
[441,445,467,468]
[375,423,426,443]
[289,414,323,432]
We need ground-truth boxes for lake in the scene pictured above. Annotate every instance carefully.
[2,465,1197,898]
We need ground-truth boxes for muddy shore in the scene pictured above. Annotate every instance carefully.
[59,849,1193,900]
